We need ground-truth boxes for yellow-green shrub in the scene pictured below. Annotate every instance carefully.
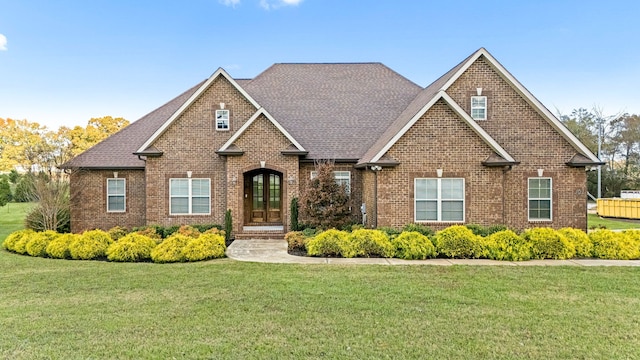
[46,233,79,259]
[26,230,60,257]
[107,226,129,241]
[106,233,157,262]
[285,231,308,252]
[485,230,531,261]
[151,234,191,263]
[69,229,113,260]
[436,225,484,258]
[306,229,354,258]
[391,231,436,260]
[558,228,593,258]
[135,227,163,243]
[523,228,575,260]
[203,227,225,238]
[182,233,226,261]
[590,229,640,260]
[2,229,34,253]
[349,229,394,258]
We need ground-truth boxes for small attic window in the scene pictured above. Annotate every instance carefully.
[215,109,230,131]
[471,96,487,120]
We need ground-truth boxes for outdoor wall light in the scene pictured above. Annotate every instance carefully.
[371,165,382,171]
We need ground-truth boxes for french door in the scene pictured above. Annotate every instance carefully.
[244,170,282,224]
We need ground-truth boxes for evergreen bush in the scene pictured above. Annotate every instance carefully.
[590,229,640,260]
[69,230,113,260]
[46,233,79,259]
[285,231,308,252]
[107,226,129,241]
[391,231,436,260]
[402,223,435,238]
[485,230,531,261]
[25,230,59,257]
[306,229,353,257]
[2,229,35,253]
[522,228,575,260]
[106,233,157,262]
[150,234,191,263]
[349,229,394,258]
[182,233,226,261]
[558,228,593,258]
[436,225,484,258]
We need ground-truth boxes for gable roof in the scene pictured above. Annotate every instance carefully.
[439,48,600,163]
[359,90,516,165]
[242,63,423,159]
[60,81,204,169]
[218,107,306,153]
[135,68,260,154]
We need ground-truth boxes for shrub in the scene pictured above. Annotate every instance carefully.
[378,227,402,239]
[590,229,640,260]
[176,225,201,238]
[224,209,233,243]
[485,230,531,261]
[2,229,35,253]
[302,227,321,238]
[349,229,394,258]
[182,233,226,261]
[107,226,129,241]
[436,225,484,258]
[306,229,354,258]
[134,226,163,242]
[392,231,436,260]
[162,225,180,238]
[191,224,223,233]
[151,234,191,263]
[46,233,79,259]
[24,205,70,233]
[558,228,593,258]
[69,230,113,260]
[466,224,508,237]
[204,227,226,238]
[522,228,575,260]
[285,231,308,252]
[290,198,299,232]
[26,230,60,257]
[106,233,157,262]
[402,223,435,238]
[299,160,353,229]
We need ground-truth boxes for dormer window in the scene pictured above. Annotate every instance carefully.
[471,96,487,120]
[215,109,230,131]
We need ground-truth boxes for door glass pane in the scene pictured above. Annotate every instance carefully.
[269,174,280,209]
[253,174,263,209]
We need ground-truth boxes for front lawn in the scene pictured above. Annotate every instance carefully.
[588,213,640,230]
[0,202,33,241]
[1,251,638,359]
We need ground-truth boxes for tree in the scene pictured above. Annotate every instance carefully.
[0,118,52,172]
[299,160,353,229]
[0,177,11,207]
[610,114,640,177]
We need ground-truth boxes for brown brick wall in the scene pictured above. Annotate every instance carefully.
[145,75,257,228]
[69,169,146,233]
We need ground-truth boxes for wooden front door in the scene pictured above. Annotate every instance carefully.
[244,170,282,224]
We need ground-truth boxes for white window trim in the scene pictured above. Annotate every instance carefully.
[471,95,487,120]
[215,109,230,131]
[414,178,465,223]
[528,177,553,222]
[169,178,211,215]
[310,170,351,194]
[106,178,126,213]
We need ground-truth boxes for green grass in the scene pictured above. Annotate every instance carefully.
[0,202,33,241]
[588,213,640,230]
[1,252,639,359]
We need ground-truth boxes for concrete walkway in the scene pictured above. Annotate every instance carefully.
[226,239,640,266]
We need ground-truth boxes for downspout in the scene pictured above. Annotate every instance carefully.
[502,165,512,225]
[371,165,383,228]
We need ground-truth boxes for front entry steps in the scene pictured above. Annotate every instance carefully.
[234,225,285,240]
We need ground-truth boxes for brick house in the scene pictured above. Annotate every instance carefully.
[61,48,601,237]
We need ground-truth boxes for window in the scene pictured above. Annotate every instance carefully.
[415,178,464,222]
[170,178,211,215]
[107,178,126,212]
[215,109,229,130]
[528,178,552,221]
[310,170,351,194]
[471,96,487,120]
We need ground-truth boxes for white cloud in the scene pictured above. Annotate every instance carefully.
[259,0,303,10]
[220,0,240,7]
[0,34,7,51]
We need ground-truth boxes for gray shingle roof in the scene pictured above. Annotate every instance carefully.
[243,63,422,159]
[61,81,204,169]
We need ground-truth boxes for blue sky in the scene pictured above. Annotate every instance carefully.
[1,0,639,130]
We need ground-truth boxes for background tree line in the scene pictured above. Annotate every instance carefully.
[559,108,640,198]
[0,116,129,232]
